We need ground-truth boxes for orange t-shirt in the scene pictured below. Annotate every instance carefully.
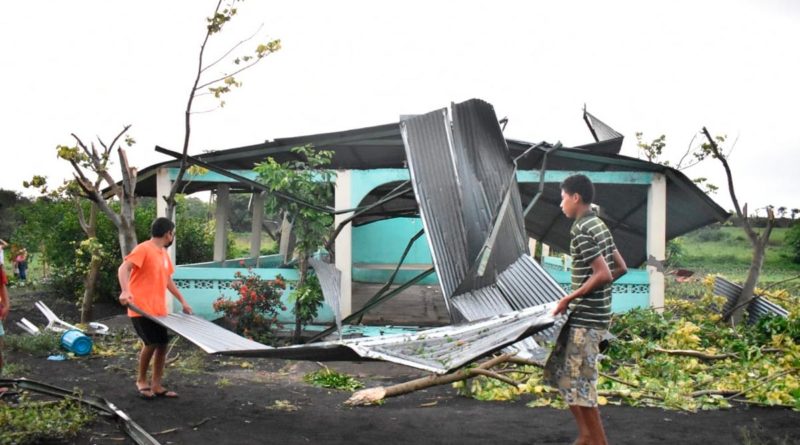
[125,240,174,317]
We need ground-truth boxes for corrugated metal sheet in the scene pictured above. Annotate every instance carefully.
[401,99,566,330]
[714,276,788,324]
[308,257,342,337]
[132,303,554,374]
[400,107,468,305]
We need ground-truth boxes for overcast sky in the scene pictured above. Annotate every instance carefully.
[2,0,799,214]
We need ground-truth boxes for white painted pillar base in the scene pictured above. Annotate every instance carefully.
[214,185,230,263]
[647,173,667,311]
[334,170,352,317]
[250,192,265,264]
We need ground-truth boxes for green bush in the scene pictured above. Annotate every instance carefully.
[14,196,219,305]
[693,226,730,242]
[5,332,61,356]
[786,222,800,264]
[291,273,324,327]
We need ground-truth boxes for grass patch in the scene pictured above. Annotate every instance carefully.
[304,367,363,391]
[2,362,31,377]
[679,227,798,270]
[169,349,208,375]
[0,398,95,445]
[231,232,278,257]
[5,332,61,356]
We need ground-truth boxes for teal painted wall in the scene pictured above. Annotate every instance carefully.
[349,169,652,313]
[350,169,438,284]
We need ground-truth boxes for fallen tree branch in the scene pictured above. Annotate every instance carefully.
[729,397,795,409]
[151,428,181,436]
[652,347,737,361]
[599,372,639,388]
[725,369,794,400]
[690,389,738,398]
[470,368,521,387]
[346,353,517,406]
[189,417,214,429]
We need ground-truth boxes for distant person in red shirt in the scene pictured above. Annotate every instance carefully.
[118,217,192,399]
[0,262,10,395]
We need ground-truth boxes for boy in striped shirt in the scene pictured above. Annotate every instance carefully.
[545,174,627,445]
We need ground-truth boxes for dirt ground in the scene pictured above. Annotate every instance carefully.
[3,290,799,445]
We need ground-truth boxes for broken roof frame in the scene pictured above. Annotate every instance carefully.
[130,99,570,371]
[131,98,730,372]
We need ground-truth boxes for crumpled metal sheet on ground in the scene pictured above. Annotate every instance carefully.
[400,99,566,331]
[130,303,554,374]
[714,276,788,324]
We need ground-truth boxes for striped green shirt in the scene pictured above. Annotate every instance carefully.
[568,211,617,330]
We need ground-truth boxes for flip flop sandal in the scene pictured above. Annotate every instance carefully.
[137,387,155,400]
[154,389,179,398]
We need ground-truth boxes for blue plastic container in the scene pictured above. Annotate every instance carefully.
[61,330,93,356]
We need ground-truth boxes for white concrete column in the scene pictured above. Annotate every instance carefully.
[214,184,230,262]
[528,238,537,257]
[250,192,265,263]
[334,170,352,317]
[541,243,551,258]
[156,167,176,264]
[647,173,667,311]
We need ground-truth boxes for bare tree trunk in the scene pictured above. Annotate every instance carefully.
[80,204,99,323]
[701,127,774,325]
[118,206,138,257]
[293,253,309,343]
[726,239,768,324]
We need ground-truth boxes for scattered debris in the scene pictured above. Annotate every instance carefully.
[0,378,161,445]
[267,400,299,411]
[714,276,789,324]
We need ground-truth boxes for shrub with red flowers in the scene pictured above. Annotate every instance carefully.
[213,270,287,343]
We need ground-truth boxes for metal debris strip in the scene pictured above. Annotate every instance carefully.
[714,276,789,324]
[129,303,555,374]
[0,378,161,445]
[401,99,566,328]
[308,257,343,338]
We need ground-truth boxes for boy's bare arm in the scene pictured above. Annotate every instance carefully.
[0,283,8,320]
[611,249,628,281]
[117,261,134,306]
[553,255,612,315]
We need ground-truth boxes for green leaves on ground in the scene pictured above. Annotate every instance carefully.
[304,368,363,391]
[459,276,800,412]
[0,398,95,445]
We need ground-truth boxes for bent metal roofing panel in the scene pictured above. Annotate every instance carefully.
[131,303,554,374]
[400,99,566,324]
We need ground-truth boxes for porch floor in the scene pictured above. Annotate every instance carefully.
[351,282,450,326]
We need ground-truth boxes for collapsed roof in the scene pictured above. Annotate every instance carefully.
[136,102,729,267]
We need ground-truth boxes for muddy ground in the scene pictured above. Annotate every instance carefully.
[2,290,798,445]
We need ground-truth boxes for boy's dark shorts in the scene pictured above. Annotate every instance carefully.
[130,316,170,345]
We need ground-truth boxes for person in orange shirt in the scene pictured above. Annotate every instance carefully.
[118,217,192,399]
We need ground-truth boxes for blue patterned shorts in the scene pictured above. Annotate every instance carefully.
[543,326,605,407]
